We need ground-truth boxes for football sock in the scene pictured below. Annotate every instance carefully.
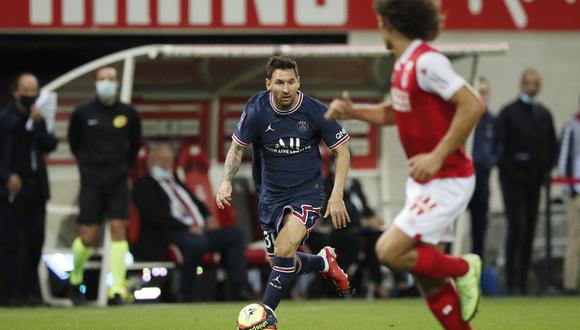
[70,237,91,286]
[109,240,129,297]
[262,257,295,310]
[411,245,469,278]
[295,252,325,275]
[426,281,471,330]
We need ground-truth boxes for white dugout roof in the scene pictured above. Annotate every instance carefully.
[44,43,508,103]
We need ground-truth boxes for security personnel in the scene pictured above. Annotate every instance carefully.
[67,66,141,305]
[0,72,58,306]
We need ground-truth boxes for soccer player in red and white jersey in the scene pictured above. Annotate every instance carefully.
[325,1,485,329]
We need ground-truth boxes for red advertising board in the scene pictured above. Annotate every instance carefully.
[1,0,579,33]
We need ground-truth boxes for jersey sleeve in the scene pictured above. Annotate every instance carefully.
[232,100,258,147]
[416,52,466,101]
[315,101,350,150]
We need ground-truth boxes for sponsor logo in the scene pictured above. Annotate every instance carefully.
[265,123,275,133]
[248,321,270,330]
[335,128,347,140]
[391,87,411,112]
[113,115,128,128]
[87,118,99,126]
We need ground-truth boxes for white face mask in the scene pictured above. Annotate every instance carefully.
[520,93,537,105]
[96,80,118,100]
[151,166,173,180]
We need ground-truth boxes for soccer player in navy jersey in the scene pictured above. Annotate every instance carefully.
[216,56,351,312]
[326,1,485,329]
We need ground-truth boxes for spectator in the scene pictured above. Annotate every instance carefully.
[0,72,58,306]
[496,68,557,294]
[557,95,580,294]
[132,144,253,302]
[67,66,142,305]
[468,77,498,259]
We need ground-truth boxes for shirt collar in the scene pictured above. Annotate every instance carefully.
[396,39,423,66]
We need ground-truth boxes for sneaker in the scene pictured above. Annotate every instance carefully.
[317,246,350,293]
[69,284,87,306]
[455,253,482,321]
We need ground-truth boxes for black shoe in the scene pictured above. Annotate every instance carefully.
[107,293,126,306]
[69,284,87,306]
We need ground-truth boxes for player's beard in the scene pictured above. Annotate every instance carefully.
[278,94,295,110]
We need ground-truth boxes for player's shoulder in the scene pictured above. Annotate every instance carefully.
[416,50,451,71]
[300,93,327,115]
[244,90,270,114]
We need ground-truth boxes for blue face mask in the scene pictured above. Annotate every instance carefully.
[96,80,118,100]
[151,166,173,180]
[520,93,536,105]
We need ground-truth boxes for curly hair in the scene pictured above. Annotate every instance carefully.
[373,0,441,41]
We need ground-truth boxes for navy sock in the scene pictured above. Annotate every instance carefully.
[295,252,325,275]
[262,257,295,310]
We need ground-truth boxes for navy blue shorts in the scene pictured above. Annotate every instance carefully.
[259,195,324,259]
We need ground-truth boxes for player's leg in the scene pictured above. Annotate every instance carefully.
[106,179,131,302]
[414,243,471,330]
[262,211,307,310]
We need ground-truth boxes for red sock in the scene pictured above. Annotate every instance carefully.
[411,245,468,278]
[426,282,471,330]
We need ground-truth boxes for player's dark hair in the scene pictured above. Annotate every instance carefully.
[10,72,37,92]
[373,0,441,41]
[266,56,299,79]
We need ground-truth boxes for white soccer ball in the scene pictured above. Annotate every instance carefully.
[236,303,278,330]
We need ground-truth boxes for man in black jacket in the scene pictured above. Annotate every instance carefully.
[67,67,141,304]
[0,72,58,306]
[132,144,251,302]
[496,68,557,295]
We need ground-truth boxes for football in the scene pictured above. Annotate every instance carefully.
[236,303,278,330]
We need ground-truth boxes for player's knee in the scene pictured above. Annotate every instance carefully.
[375,243,403,271]
[273,240,298,258]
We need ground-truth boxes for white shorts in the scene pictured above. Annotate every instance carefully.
[394,176,475,245]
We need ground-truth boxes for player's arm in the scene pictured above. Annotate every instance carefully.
[410,85,484,180]
[325,91,396,126]
[325,142,351,229]
[216,141,246,209]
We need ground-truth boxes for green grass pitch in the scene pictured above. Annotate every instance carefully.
[1,297,579,329]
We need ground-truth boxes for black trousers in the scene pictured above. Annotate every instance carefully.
[165,226,249,301]
[469,166,491,258]
[499,173,541,294]
[0,182,46,304]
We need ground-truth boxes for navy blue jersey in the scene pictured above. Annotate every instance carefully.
[233,90,350,204]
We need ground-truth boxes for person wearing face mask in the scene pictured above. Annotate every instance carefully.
[67,66,142,305]
[0,72,58,306]
[131,144,253,302]
[496,68,557,295]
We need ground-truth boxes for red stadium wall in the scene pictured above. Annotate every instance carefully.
[1,0,579,32]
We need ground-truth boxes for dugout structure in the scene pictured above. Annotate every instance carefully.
[40,43,507,306]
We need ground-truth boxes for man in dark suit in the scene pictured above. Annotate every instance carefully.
[496,68,557,294]
[132,144,252,302]
[0,72,58,306]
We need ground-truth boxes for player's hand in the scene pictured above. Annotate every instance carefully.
[216,180,233,209]
[324,196,350,230]
[30,105,43,122]
[325,91,354,120]
[7,174,22,193]
[409,152,444,181]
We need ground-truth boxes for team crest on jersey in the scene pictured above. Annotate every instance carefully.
[297,121,309,133]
